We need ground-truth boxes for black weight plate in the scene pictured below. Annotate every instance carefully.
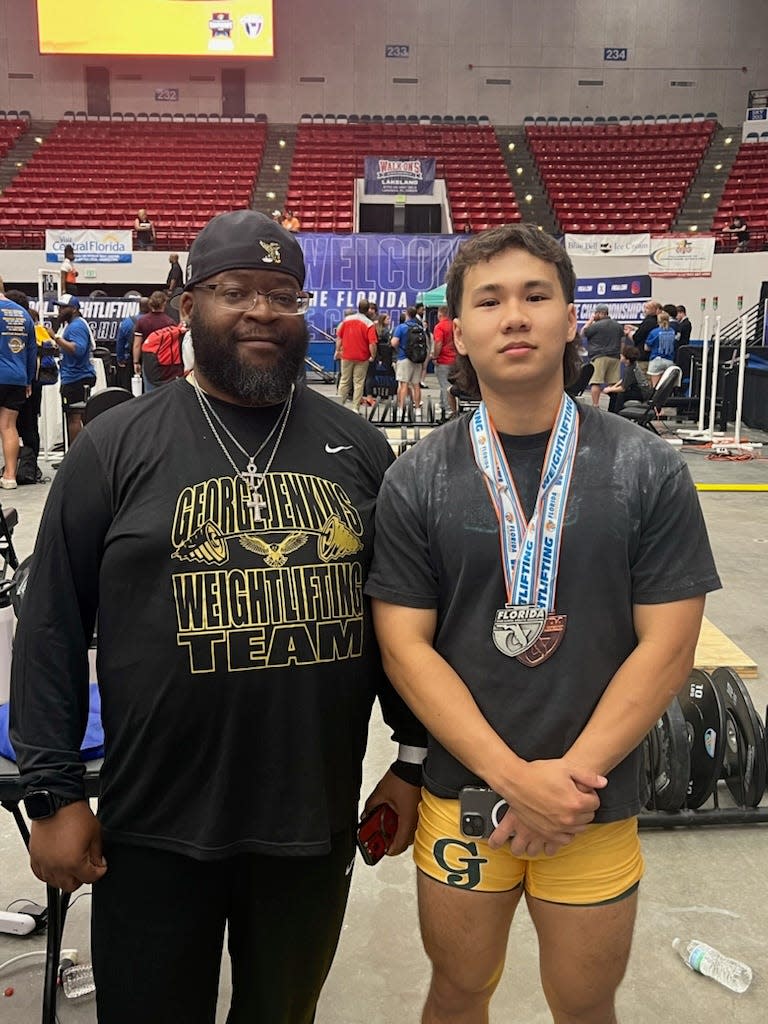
[644,697,690,811]
[712,667,767,807]
[677,669,727,809]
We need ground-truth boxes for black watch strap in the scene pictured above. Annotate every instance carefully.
[23,790,80,820]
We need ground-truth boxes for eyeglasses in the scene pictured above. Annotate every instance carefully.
[195,284,313,315]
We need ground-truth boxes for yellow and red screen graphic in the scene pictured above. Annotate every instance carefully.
[37,1,274,57]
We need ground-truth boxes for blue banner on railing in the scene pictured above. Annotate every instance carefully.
[300,233,462,347]
[574,274,652,324]
[364,156,436,195]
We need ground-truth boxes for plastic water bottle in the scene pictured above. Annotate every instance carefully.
[60,961,96,999]
[672,937,752,993]
[131,373,143,397]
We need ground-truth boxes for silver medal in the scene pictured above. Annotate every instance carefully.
[492,604,547,658]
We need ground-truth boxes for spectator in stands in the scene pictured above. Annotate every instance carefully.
[53,296,96,444]
[166,253,184,294]
[116,297,149,390]
[676,305,692,350]
[582,303,623,408]
[60,244,79,296]
[5,290,51,465]
[432,305,457,417]
[604,345,653,414]
[335,300,377,412]
[644,310,677,387]
[723,215,749,253]
[392,305,425,416]
[134,209,156,251]
[133,291,174,392]
[0,279,36,487]
[281,209,301,232]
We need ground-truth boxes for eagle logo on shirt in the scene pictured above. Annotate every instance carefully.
[239,530,309,567]
[260,241,282,265]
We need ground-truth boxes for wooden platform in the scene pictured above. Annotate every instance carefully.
[695,617,757,678]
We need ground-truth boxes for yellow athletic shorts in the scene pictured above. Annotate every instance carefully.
[414,788,644,905]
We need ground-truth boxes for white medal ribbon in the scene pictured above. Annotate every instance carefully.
[469,393,579,613]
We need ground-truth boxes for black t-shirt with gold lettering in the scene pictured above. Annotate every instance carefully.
[11,379,425,857]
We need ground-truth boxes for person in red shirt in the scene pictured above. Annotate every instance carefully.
[335,300,377,412]
[433,305,457,417]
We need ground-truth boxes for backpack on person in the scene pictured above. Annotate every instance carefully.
[141,324,186,387]
[404,322,428,364]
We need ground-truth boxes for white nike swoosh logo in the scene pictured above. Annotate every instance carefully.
[325,444,353,454]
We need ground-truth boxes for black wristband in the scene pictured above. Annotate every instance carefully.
[390,759,423,788]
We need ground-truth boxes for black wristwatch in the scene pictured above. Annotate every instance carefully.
[23,790,80,820]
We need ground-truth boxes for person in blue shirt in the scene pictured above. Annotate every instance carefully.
[115,297,149,390]
[643,310,676,387]
[0,277,37,488]
[53,296,96,443]
[392,306,424,415]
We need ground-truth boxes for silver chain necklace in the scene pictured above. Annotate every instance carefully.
[191,375,295,524]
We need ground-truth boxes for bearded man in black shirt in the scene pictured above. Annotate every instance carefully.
[11,210,425,1024]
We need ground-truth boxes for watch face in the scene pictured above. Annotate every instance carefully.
[23,790,56,820]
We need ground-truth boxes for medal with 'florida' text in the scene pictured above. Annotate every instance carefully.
[470,395,578,668]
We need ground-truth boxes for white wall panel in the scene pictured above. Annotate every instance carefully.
[0,0,765,124]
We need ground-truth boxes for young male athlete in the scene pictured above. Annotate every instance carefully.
[366,224,720,1023]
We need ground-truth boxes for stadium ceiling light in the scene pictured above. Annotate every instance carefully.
[266,191,276,199]
[689,224,699,232]
[278,139,286,147]
[34,136,43,144]
[724,136,732,144]
[273,163,281,172]
[714,162,723,170]
[525,193,533,202]
[702,192,711,199]
[508,141,515,151]
[516,166,523,175]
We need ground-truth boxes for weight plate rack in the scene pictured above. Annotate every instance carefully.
[640,666,768,829]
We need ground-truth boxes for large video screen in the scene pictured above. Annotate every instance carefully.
[37,1,274,58]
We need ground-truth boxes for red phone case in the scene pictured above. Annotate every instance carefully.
[356,803,398,865]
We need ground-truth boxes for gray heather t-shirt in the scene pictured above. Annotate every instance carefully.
[365,404,721,823]
[583,317,624,359]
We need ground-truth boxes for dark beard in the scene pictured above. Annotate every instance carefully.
[189,311,309,405]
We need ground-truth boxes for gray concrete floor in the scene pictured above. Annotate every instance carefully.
[1,380,767,1023]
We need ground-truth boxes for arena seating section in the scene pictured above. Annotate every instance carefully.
[527,119,717,233]
[0,119,267,249]
[1,112,765,250]
[713,140,768,252]
[286,122,520,232]
[0,118,27,162]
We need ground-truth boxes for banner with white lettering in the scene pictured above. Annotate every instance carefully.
[364,156,436,195]
[565,233,650,257]
[649,235,715,277]
[574,275,652,326]
[45,228,133,264]
[300,232,461,367]
[34,297,140,346]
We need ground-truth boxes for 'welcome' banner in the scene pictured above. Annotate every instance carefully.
[45,228,133,264]
[364,157,436,195]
